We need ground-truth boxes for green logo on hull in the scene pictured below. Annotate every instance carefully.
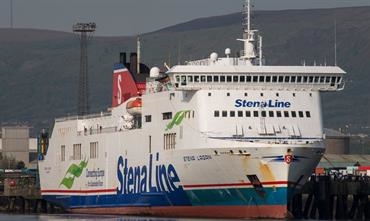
[60,159,88,189]
[166,110,190,130]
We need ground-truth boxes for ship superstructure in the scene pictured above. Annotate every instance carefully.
[38,0,345,218]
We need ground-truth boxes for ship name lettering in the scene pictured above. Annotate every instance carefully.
[117,153,182,195]
[235,99,291,108]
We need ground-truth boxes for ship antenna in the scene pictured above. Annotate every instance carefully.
[334,20,337,66]
[237,0,257,64]
[137,35,141,74]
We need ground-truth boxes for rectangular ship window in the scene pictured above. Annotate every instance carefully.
[272,76,278,83]
[266,76,271,82]
[298,111,304,118]
[222,111,227,117]
[261,111,266,117]
[220,76,225,82]
[213,75,219,82]
[233,76,238,82]
[284,111,289,118]
[90,142,98,159]
[269,111,274,117]
[240,75,245,82]
[276,111,282,117]
[72,144,81,160]
[245,111,251,117]
[253,111,259,117]
[207,75,212,82]
[291,76,296,83]
[291,111,297,118]
[278,76,284,82]
[162,112,172,120]
[306,111,311,118]
[227,76,232,82]
[246,76,252,82]
[230,111,235,117]
[214,111,220,117]
[61,145,65,162]
[187,75,193,83]
[145,115,152,122]
[253,76,258,82]
[297,76,302,83]
[238,111,243,117]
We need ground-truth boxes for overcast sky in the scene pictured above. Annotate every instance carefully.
[0,0,369,36]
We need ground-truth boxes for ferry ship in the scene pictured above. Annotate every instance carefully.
[38,0,345,218]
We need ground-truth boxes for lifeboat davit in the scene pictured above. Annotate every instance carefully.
[126,97,142,115]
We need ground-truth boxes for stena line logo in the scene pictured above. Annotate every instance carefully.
[117,153,182,195]
[235,99,291,108]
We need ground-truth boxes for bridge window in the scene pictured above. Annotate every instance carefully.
[246,76,251,82]
[201,75,206,82]
[320,76,325,83]
[253,76,258,82]
[214,111,219,117]
[233,76,238,82]
[266,76,271,82]
[314,76,319,83]
[213,75,219,82]
[259,76,265,82]
[278,76,284,83]
[272,76,278,83]
[187,76,193,83]
[227,75,232,82]
[194,75,199,82]
[303,76,308,83]
[290,76,295,83]
[309,76,314,83]
[181,76,187,86]
[284,76,290,83]
[220,76,225,82]
[245,111,251,117]
[297,76,302,83]
[240,75,245,82]
[253,111,259,117]
[337,77,342,83]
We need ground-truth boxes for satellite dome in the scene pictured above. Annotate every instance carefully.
[210,52,218,62]
[225,48,231,56]
[150,67,160,78]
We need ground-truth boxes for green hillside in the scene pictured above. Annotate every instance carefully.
[0,7,369,135]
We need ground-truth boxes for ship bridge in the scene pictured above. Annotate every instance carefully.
[168,58,345,92]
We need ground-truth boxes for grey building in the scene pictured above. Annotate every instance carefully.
[0,126,31,167]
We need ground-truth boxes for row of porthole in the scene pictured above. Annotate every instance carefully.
[214,110,311,118]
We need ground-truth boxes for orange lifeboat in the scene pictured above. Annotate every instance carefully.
[126,97,142,115]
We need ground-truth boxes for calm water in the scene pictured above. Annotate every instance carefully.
[0,214,253,221]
